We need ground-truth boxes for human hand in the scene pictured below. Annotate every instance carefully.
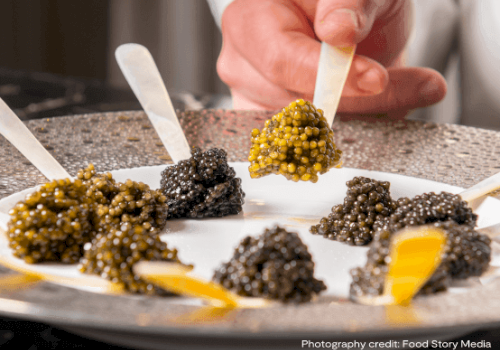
[217,0,447,118]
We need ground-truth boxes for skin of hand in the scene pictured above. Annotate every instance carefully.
[217,0,447,119]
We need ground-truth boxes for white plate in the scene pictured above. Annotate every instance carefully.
[2,164,500,350]
[0,163,499,300]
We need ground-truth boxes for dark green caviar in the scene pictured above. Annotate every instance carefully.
[7,164,185,295]
[213,226,326,303]
[78,224,181,295]
[77,164,168,233]
[310,177,397,246]
[7,178,93,264]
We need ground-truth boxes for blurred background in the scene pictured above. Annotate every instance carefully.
[0,0,230,120]
[1,0,500,130]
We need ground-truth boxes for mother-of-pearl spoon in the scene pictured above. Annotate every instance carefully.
[313,43,356,126]
[351,226,447,306]
[115,43,191,164]
[0,98,70,180]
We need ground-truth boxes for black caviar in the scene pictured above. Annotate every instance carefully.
[160,147,245,218]
[212,226,326,303]
[7,178,93,264]
[373,192,477,231]
[248,99,342,183]
[350,220,491,299]
[79,224,182,295]
[347,189,487,299]
[310,177,396,245]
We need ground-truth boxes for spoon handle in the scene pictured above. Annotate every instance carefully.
[460,171,500,203]
[313,43,355,127]
[0,98,70,180]
[115,44,191,163]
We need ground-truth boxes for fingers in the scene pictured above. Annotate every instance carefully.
[223,0,320,94]
[314,0,375,46]
[220,0,442,115]
[222,50,446,114]
[337,67,447,114]
[218,37,387,108]
[356,0,412,66]
[342,54,389,96]
[314,0,410,67]
[223,0,398,97]
[217,37,309,109]
[314,0,395,46]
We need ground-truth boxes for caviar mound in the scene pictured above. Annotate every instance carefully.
[79,224,182,295]
[350,220,491,299]
[7,178,93,264]
[373,192,477,232]
[212,226,326,303]
[77,164,119,205]
[77,164,168,232]
[248,99,342,183]
[160,147,245,218]
[310,177,396,245]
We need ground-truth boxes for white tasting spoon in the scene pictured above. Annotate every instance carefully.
[0,98,71,180]
[313,43,356,127]
[459,171,500,204]
[115,43,191,164]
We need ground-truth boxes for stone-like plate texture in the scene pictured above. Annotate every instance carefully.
[0,110,499,345]
[1,110,499,198]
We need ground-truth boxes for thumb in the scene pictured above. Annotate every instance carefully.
[313,0,395,47]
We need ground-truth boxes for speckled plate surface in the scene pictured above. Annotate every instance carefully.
[0,110,500,349]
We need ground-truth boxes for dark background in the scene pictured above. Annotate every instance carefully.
[0,0,229,120]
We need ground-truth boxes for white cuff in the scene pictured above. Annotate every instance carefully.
[207,0,234,29]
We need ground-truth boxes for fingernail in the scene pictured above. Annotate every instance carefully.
[356,68,384,94]
[323,8,361,29]
[419,80,440,97]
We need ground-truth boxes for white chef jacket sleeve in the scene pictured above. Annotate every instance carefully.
[207,0,234,30]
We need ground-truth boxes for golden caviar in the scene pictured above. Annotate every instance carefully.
[248,99,342,183]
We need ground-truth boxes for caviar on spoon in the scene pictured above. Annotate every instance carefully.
[248,99,343,183]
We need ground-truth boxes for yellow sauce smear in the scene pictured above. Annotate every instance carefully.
[135,261,239,308]
[148,274,239,308]
[135,261,271,310]
[385,226,447,306]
